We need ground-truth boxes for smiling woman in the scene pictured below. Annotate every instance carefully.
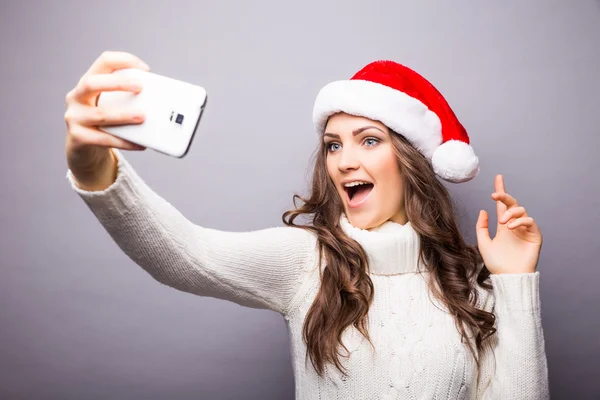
[280,60,548,398]
[66,56,548,399]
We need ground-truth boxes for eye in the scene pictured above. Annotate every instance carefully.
[325,142,341,152]
[364,138,380,147]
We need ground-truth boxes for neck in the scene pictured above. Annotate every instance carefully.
[339,213,424,275]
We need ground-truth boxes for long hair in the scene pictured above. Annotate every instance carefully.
[281,129,496,378]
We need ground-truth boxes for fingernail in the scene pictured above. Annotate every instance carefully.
[139,61,150,70]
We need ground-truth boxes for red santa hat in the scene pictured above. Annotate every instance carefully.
[312,60,479,183]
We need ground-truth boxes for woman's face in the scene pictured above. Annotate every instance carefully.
[324,112,407,230]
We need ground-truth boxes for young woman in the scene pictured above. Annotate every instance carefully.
[64,51,549,399]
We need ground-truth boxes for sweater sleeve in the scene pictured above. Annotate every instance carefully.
[65,148,318,316]
[475,271,550,399]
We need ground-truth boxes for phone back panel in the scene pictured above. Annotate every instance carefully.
[97,68,207,158]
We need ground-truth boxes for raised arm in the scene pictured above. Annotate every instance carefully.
[475,272,550,399]
[66,148,318,315]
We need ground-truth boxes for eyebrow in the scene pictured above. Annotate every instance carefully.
[323,125,384,139]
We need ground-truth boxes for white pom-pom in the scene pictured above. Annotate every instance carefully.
[431,140,480,183]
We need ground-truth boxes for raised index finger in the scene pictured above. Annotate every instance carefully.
[85,50,150,76]
[494,174,510,218]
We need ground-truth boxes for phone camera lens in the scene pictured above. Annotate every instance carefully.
[175,114,184,124]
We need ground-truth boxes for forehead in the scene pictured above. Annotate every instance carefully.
[324,113,389,134]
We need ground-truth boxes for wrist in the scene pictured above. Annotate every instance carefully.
[71,148,118,191]
[492,269,536,275]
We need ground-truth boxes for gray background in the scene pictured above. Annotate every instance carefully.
[1,0,599,399]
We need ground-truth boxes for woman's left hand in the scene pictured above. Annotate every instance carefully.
[475,174,543,274]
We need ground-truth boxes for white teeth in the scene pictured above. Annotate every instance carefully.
[344,181,371,187]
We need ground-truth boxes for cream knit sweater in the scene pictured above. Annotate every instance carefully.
[66,148,549,399]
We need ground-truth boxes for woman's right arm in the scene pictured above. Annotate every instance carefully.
[66,148,317,315]
[64,51,318,316]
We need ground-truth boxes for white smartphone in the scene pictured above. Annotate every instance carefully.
[97,68,207,158]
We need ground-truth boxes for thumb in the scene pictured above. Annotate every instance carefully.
[475,210,491,249]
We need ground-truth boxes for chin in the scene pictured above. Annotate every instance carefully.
[344,211,386,231]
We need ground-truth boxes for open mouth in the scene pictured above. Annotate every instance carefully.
[344,183,374,205]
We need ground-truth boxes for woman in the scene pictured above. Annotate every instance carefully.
[64,51,549,399]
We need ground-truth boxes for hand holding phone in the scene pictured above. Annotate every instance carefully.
[65,51,154,190]
[97,68,208,158]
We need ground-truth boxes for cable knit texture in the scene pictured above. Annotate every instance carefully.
[66,148,549,399]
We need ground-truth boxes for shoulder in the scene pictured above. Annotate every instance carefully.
[229,224,320,266]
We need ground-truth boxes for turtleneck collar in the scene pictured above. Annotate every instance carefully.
[339,213,424,276]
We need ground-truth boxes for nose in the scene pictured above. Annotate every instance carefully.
[337,146,360,172]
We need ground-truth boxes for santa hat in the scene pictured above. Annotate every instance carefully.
[312,60,479,183]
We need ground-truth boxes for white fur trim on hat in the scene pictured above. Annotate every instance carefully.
[431,140,480,183]
[312,79,443,159]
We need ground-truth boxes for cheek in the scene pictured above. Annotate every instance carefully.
[376,151,400,178]
[326,158,339,183]
[375,153,403,198]
[325,158,333,176]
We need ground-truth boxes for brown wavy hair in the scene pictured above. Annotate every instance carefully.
[281,127,496,378]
